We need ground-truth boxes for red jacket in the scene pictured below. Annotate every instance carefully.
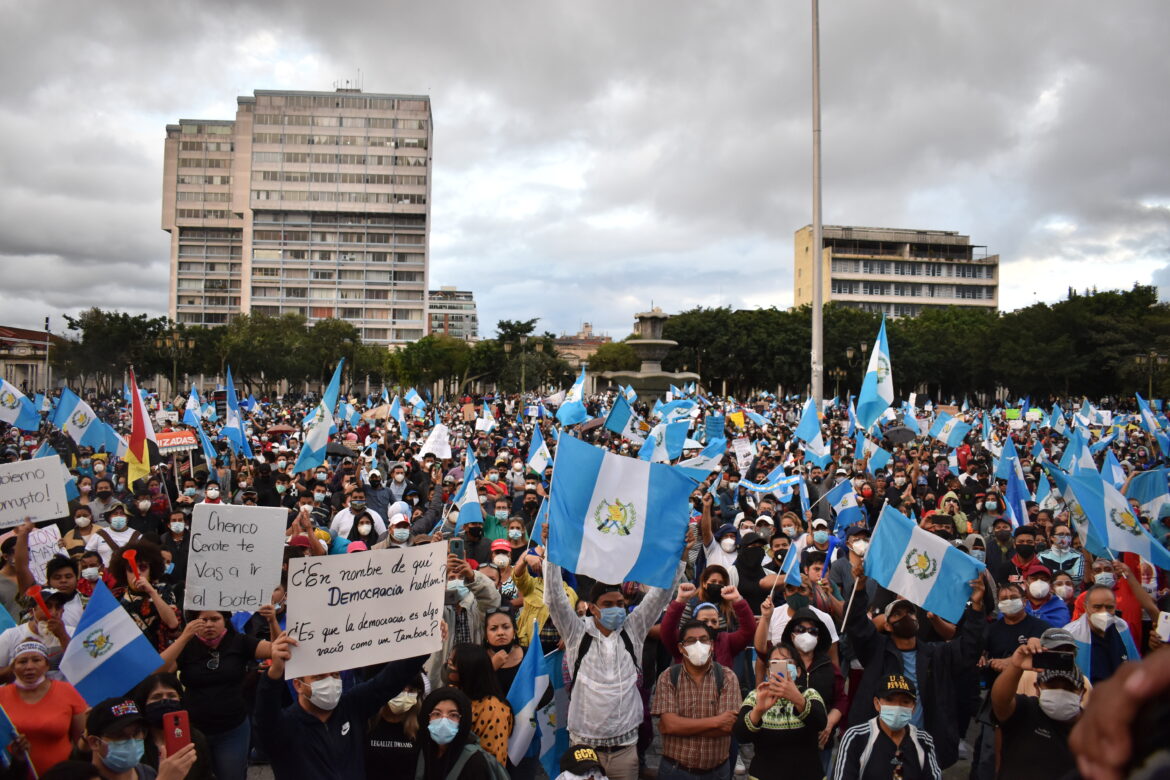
[659,597,756,667]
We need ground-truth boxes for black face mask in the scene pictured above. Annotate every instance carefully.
[810,476,823,485]
[923,499,936,510]
[889,616,918,639]
[143,699,183,727]
[96,491,112,500]
[704,583,724,603]
[1015,544,1035,559]
[994,529,1012,543]
[933,529,955,542]
[465,526,483,540]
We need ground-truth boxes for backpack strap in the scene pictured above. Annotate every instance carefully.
[573,627,638,681]
[444,744,480,780]
[668,662,725,697]
[95,530,123,554]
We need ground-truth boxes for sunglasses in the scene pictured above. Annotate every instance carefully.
[791,624,820,636]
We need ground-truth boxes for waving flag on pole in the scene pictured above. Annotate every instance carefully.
[0,379,41,431]
[125,368,156,485]
[527,427,552,474]
[1101,449,1126,490]
[1003,457,1032,527]
[506,621,551,764]
[1067,471,1170,569]
[222,367,253,459]
[604,394,649,444]
[292,401,333,474]
[555,367,589,426]
[183,386,202,427]
[1128,468,1170,521]
[677,439,726,472]
[51,388,105,448]
[404,387,427,410]
[452,446,484,531]
[60,582,164,705]
[995,437,1026,482]
[388,396,408,438]
[864,504,986,624]
[929,412,972,449]
[547,435,694,588]
[856,317,893,432]
[825,479,864,529]
[638,419,689,463]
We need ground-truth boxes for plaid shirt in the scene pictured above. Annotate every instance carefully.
[650,664,741,771]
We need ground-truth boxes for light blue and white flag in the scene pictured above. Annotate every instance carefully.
[51,388,105,448]
[1059,429,1095,475]
[795,397,831,466]
[548,435,694,588]
[202,402,217,422]
[1052,406,1067,435]
[1136,393,1168,455]
[901,402,921,436]
[527,427,552,474]
[623,385,638,403]
[798,475,811,516]
[1003,457,1031,528]
[555,367,589,426]
[183,386,202,427]
[0,379,41,431]
[196,422,219,468]
[604,394,648,444]
[536,650,570,779]
[506,621,551,764]
[638,419,690,463]
[995,436,1027,482]
[60,582,165,705]
[856,317,893,432]
[677,439,726,473]
[475,404,497,433]
[929,412,972,449]
[404,387,427,410]
[340,402,361,428]
[452,446,484,531]
[864,504,986,624]
[389,396,408,438]
[658,399,697,423]
[381,387,390,405]
[739,468,800,499]
[292,401,333,474]
[222,367,253,459]
[1127,468,1170,521]
[774,538,804,587]
[854,433,892,474]
[846,397,858,438]
[1066,470,1170,570]
[1101,449,1126,490]
[825,479,864,529]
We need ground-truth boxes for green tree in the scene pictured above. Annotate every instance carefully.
[586,342,640,372]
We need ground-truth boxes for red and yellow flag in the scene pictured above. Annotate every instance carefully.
[126,368,157,485]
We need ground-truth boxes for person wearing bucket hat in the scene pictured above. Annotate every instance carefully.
[991,637,1083,780]
[833,674,942,780]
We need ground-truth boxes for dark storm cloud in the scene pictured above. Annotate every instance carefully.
[0,0,1166,339]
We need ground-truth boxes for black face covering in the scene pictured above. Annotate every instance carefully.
[704,583,724,603]
[465,526,483,540]
[1015,544,1035,560]
[889,615,919,639]
[737,546,766,569]
[143,699,183,727]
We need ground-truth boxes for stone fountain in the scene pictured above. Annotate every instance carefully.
[601,307,699,400]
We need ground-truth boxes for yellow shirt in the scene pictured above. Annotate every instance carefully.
[512,561,577,647]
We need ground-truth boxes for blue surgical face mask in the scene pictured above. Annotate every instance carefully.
[164,562,175,575]
[970,549,986,562]
[879,705,913,730]
[314,492,326,503]
[1094,572,1115,588]
[428,717,459,745]
[598,606,627,631]
[446,580,469,601]
[101,737,145,772]
[507,529,523,540]
[184,487,197,497]
[812,530,829,545]
[392,528,411,543]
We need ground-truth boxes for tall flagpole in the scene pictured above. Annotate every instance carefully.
[810,0,825,410]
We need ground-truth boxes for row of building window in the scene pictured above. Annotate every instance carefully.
[251,151,425,165]
[251,191,426,205]
[253,114,427,129]
[178,229,240,240]
[248,266,422,282]
[252,213,425,227]
[177,209,234,219]
[179,141,234,152]
[252,230,424,244]
[177,192,232,202]
[249,250,423,264]
[176,248,242,260]
[256,171,426,186]
[254,95,427,112]
[176,175,232,186]
[831,280,996,299]
[252,133,422,148]
[179,124,233,135]
[831,259,995,279]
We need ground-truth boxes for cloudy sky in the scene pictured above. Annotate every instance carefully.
[2,1,1168,342]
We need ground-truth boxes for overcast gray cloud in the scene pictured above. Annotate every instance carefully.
[1,0,1167,341]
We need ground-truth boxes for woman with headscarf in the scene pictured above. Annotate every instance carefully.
[416,687,497,780]
[0,640,86,776]
[347,509,381,550]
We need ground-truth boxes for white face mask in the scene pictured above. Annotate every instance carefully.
[75,516,92,529]
[493,554,510,568]
[1038,688,1082,721]
[393,473,405,483]
[170,522,186,534]
[137,500,151,512]
[997,598,1024,616]
[1054,584,1074,599]
[205,489,220,500]
[1089,611,1113,632]
[81,566,100,581]
[720,538,737,554]
[792,632,818,654]
[386,691,418,714]
[683,641,712,666]
[307,676,343,710]
[357,524,372,536]
[1028,581,1051,600]
[851,540,869,557]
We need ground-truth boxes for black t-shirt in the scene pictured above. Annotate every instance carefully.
[365,718,419,780]
[177,632,262,734]
[861,728,930,780]
[986,615,1049,660]
[996,695,1076,780]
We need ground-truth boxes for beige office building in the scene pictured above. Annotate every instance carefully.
[162,88,432,345]
[794,225,999,317]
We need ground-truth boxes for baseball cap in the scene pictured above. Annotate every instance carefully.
[844,525,870,539]
[86,698,145,737]
[739,532,764,548]
[1023,563,1053,580]
[1039,627,1077,651]
[877,674,917,700]
[560,745,604,775]
[1038,665,1084,690]
[811,518,829,530]
[883,598,915,621]
[490,539,510,553]
[287,534,312,549]
[368,469,382,479]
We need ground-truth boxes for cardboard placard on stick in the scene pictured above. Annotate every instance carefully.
[184,504,287,612]
[0,457,68,528]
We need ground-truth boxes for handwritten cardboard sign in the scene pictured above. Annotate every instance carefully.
[183,504,287,612]
[0,456,69,528]
[28,525,64,585]
[283,546,445,678]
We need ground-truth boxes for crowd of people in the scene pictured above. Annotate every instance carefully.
[0,384,1168,780]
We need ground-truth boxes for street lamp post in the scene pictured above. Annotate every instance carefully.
[533,341,544,395]
[828,367,847,398]
[1134,351,1168,399]
[520,335,529,396]
[154,332,196,398]
[503,342,513,394]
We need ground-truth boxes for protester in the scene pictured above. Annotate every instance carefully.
[0,640,86,775]
[833,674,943,780]
[446,643,514,766]
[415,687,498,780]
[84,697,198,780]
[364,673,427,780]
[131,673,215,779]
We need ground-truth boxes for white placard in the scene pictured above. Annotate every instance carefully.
[416,423,452,461]
[0,456,69,528]
[184,504,288,612]
[731,437,754,473]
[29,525,64,585]
[284,546,445,678]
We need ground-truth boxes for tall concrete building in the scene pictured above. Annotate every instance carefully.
[162,88,432,345]
[793,225,999,317]
[428,286,479,341]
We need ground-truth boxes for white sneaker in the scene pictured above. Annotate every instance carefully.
[958,739,972,762]
[734,757,746,776]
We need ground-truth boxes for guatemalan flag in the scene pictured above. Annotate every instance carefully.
[855,317,894,432]
[51,388,105,448]
[929,412,972,449]
[604,394,648,444]
[547,434,694,588]
[555,367,589,426]
[60,582,164,705]
[677,439,726,473]
[183,386,202,427]
[825,478,864,530]
[452,446,484,531]
[527,427,552,474]
[865,504,986,624]
[0,379,41,431]
[404,387,427,410]
[1127,468,1170,521]
[1066,471,1170,570]
[506,621,551,764]
[638,419,689,463]
[1063,613,1140,682]
[292,401,333,474]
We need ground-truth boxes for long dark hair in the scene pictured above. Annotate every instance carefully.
[450,643,503,701]
[417,687,475,780]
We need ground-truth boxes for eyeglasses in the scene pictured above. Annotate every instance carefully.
[206,651,220,671]
[680,636,713,646]
[791,624,820,636]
